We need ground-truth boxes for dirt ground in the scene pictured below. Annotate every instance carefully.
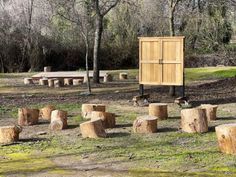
[0,73,236,177]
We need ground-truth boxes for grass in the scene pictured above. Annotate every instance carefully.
[0,67,236,176]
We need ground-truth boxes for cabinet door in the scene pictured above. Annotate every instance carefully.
[139,38,162,85]
[161,37,184,86]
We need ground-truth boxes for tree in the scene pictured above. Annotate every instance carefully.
[92,0,120,83]
[167,0,182,96]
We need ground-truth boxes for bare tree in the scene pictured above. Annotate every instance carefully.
[92,0,120,83]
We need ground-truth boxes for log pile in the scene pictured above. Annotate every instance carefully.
[215,124,236,154]
[50,110,68,130]
[81,104,106,119]
[133,115,157,133]
[18,108,39,126]
[80,119,107,138]
[181,108,208,133]
[91,111,116,128]
[149,103,168,120]
[0,125,22,144]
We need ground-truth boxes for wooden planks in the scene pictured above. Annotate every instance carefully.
[139,36,184,86]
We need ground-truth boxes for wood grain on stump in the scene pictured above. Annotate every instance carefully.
[24,78,33,85]
[119,73,128,80]
[149,103,168,120]
[39,78,48,86]
[91,111,116,128]
[133,115,157,133]
[103,74,113,83]
[0,125,22,144]
[200,104,218,121]
[39,105,56,120]
[181,108,208,133]
[64,78,73,86]
[18,108,39,126]
[80,119,107,138]
[215,124,236,154]
[73,79,83,86]
[50,110,68,130]
[81,104,106,119]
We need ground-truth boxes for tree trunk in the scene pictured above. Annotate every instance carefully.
[85,36,91,94]
[93,15,103,84]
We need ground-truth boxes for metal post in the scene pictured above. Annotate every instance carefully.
[139,84,144,96]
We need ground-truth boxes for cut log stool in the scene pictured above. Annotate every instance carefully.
[133,115,157,133]
[50,110,68,130]
[39,78,48,86]
[48,79,56,87]
[0,125,22,144]
[91,111,116,128]
[149,103,168,120]
[200,104,218,121]
[80,119,107,138]
[54,79,63,88]
[119,73,128,80]
[18,108,39,126]
[44,66,51,72]
[73,79,83,86]
[81,104,106,119]
[64,78,73,86]
[24,78,34,85]
[215,124,236,154]
[181,108,208,133]
[103,74,113,83]
[40,105,56,120]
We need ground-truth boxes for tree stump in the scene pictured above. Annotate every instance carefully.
[133,115,157,133]
[24,78,34,85]
[215,124,236,154]
[81,104,106,119]
[149,103,168,120]
[91,111,116,128]
[54,79,63,88]
[64,78,73,86]
[73,79,83,86]
[0,125,22,144]
[103,74,113,83]
[119,73,128,80]
[44,66,51,72]
[50,110,68,130]
[18,108,39,126]
[48,79,55,87]
[39,105,56,120]
[83,76,88,83]
[80,119,107,138]
[200,104,218,121]
[181,108,208,133]
[39,78,48,86]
